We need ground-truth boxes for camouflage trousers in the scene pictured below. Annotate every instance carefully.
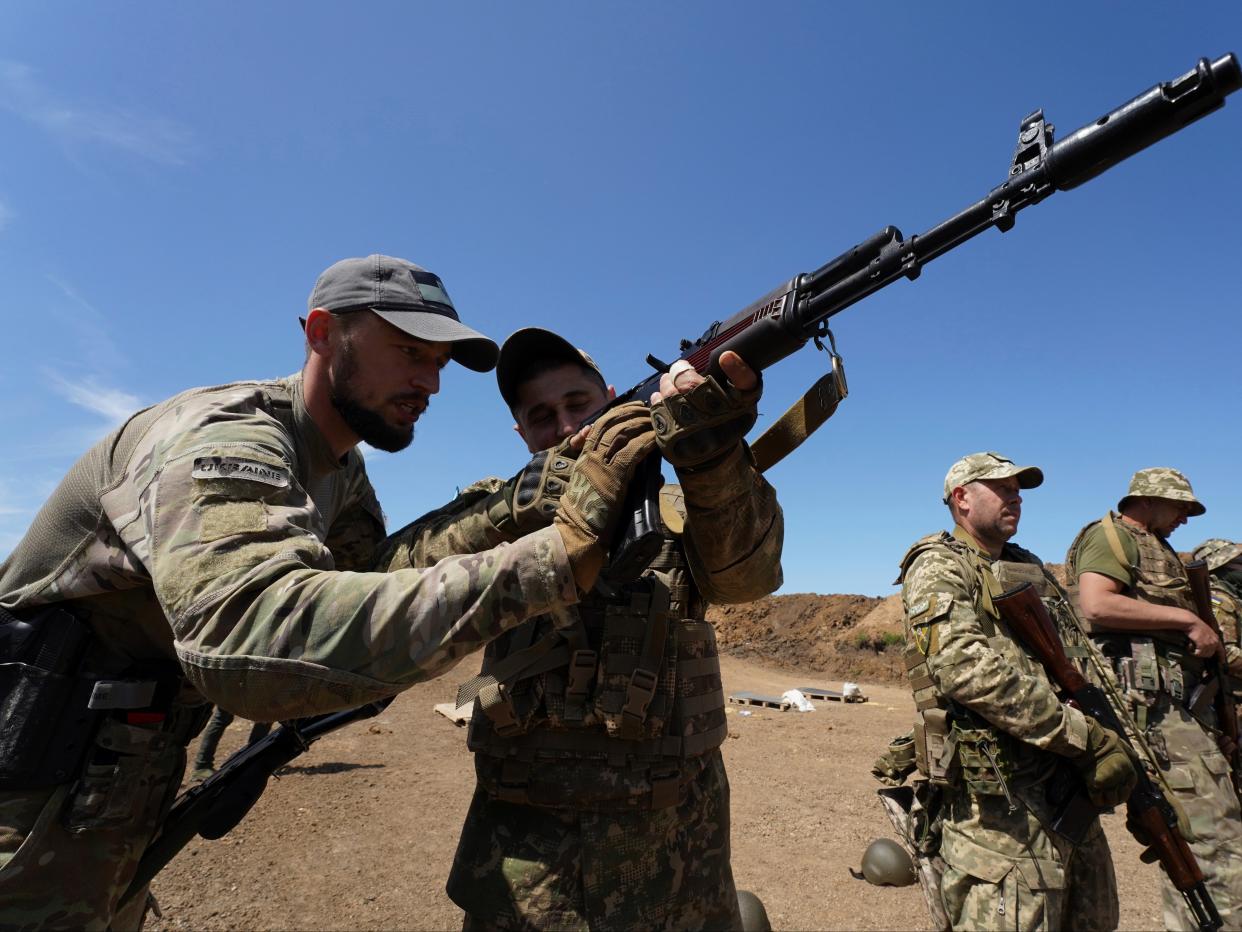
[938,779,1118,931]
[1140,701,1242,931]
[0,716,191,931]
[446,749,740,931]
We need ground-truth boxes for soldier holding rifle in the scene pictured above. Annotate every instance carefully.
[1068,469,1242,930]
[897,452,1136,930]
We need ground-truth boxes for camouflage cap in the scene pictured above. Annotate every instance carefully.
[1193,538,1242,571]
[1118,467,1206,517]
[496,327,607,411]
[942,452,1043,503]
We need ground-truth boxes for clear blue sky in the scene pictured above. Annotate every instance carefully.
[2,3,1239,596]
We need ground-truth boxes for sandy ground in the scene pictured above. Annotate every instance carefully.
[147,653,1164,931]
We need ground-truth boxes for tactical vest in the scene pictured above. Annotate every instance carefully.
[1065,513,1195,613]
[898,532,1086,798]
[466,488,727,810]
[1066,514,1208,728]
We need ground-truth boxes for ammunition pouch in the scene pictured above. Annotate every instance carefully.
[1097,634,1213,730]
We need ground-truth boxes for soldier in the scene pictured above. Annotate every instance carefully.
[1192,538,1242,748]
[897,452,1135,931]
[1192,539,1242,653]
[1067,469,1242,930]
[0,256,657,928]
[378,327,783,930]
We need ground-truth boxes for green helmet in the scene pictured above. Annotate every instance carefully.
[736,890,772,932]
[858,838,916,886]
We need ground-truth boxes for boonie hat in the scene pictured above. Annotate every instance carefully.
[1117,467,1206,517]
[943,452,1043,503]
[1192,539,1242,571]
[308,255,498,372]
[496,327,606,411]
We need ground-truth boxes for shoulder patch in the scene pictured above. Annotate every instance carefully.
[909,590,953,625]
[193,456,290,488]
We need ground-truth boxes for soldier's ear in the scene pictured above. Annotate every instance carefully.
[305,308,335,358]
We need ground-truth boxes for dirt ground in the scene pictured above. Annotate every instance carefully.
[149,642,1165,931]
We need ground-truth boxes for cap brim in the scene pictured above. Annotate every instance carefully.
[1117,494,1206,517]
[496,327,589,408]
[1011,465,1044,490]
[371,307,498,373]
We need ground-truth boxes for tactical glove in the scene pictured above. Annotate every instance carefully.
[509,439,578,534]
[650,374,759,472]
[1073,716,1139,809]
[553,402,658,592]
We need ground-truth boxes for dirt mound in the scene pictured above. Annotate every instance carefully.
[708,592,908,683]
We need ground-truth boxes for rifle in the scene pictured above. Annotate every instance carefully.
[1187,559,1241,792]
[994,583,1222,932]
[602,53,1241,578]
[118,698,392,909]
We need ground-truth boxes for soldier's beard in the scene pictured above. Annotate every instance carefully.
[329,343,415,453]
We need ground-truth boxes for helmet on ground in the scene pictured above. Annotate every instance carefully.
[858,837,916,886]
[736,890,772,932]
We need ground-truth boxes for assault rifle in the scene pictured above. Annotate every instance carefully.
[1187,559,1241,794]
[604,53,1241,578]
[994,583,1222,932]
[118,698,391,909]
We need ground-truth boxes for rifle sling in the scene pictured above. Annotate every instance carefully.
[750,370,843,473]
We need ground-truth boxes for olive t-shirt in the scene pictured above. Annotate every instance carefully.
[1074,520,1139,587]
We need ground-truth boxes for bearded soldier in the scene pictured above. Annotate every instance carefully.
[0,258,656,928]
[1067,468,1242,930]
[898,452,1135,930]
[378,327,783,930]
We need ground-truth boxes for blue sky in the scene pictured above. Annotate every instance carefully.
[1,3,1239,596]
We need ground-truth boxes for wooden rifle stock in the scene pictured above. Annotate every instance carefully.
[994,583,1222,931]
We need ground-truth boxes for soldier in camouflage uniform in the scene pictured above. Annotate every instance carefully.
[1067,468,1242,930]
[0,257,657,929]
[1191,539,1242,767]
[898,452,1136,931]
[378,327,783,930]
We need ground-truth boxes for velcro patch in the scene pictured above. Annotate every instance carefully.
[193,456,290,488]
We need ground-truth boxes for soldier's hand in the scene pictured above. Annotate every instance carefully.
[648,351,760,471]
[509,438,578,534]
[1073,716,1139,809]
[1186,616,1226,662]
[552,401,657,592]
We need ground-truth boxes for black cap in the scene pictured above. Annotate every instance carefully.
[308,255,498,372]
[496,327,606,410]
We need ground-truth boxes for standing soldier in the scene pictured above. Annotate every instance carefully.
[1191,538,1242,752]
[0,257,656,928]
[378,327,783,930]
[1067,469,1242,930]
[897,452,1134,930]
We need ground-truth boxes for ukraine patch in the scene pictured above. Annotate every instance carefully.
[193,456,290,488]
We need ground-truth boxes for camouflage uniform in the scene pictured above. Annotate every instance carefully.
[898,525,1118,931]
[1068,492,1242,931]
[0,374,577,929]
[380,446,782,930]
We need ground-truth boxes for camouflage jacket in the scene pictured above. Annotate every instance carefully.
[897,526,1089,791]
[380,443,782,783]
[0,375,576,720]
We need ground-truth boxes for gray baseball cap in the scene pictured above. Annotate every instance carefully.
[943,451,1043,503]
[308,255,498,372]
[496,327,606,410]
